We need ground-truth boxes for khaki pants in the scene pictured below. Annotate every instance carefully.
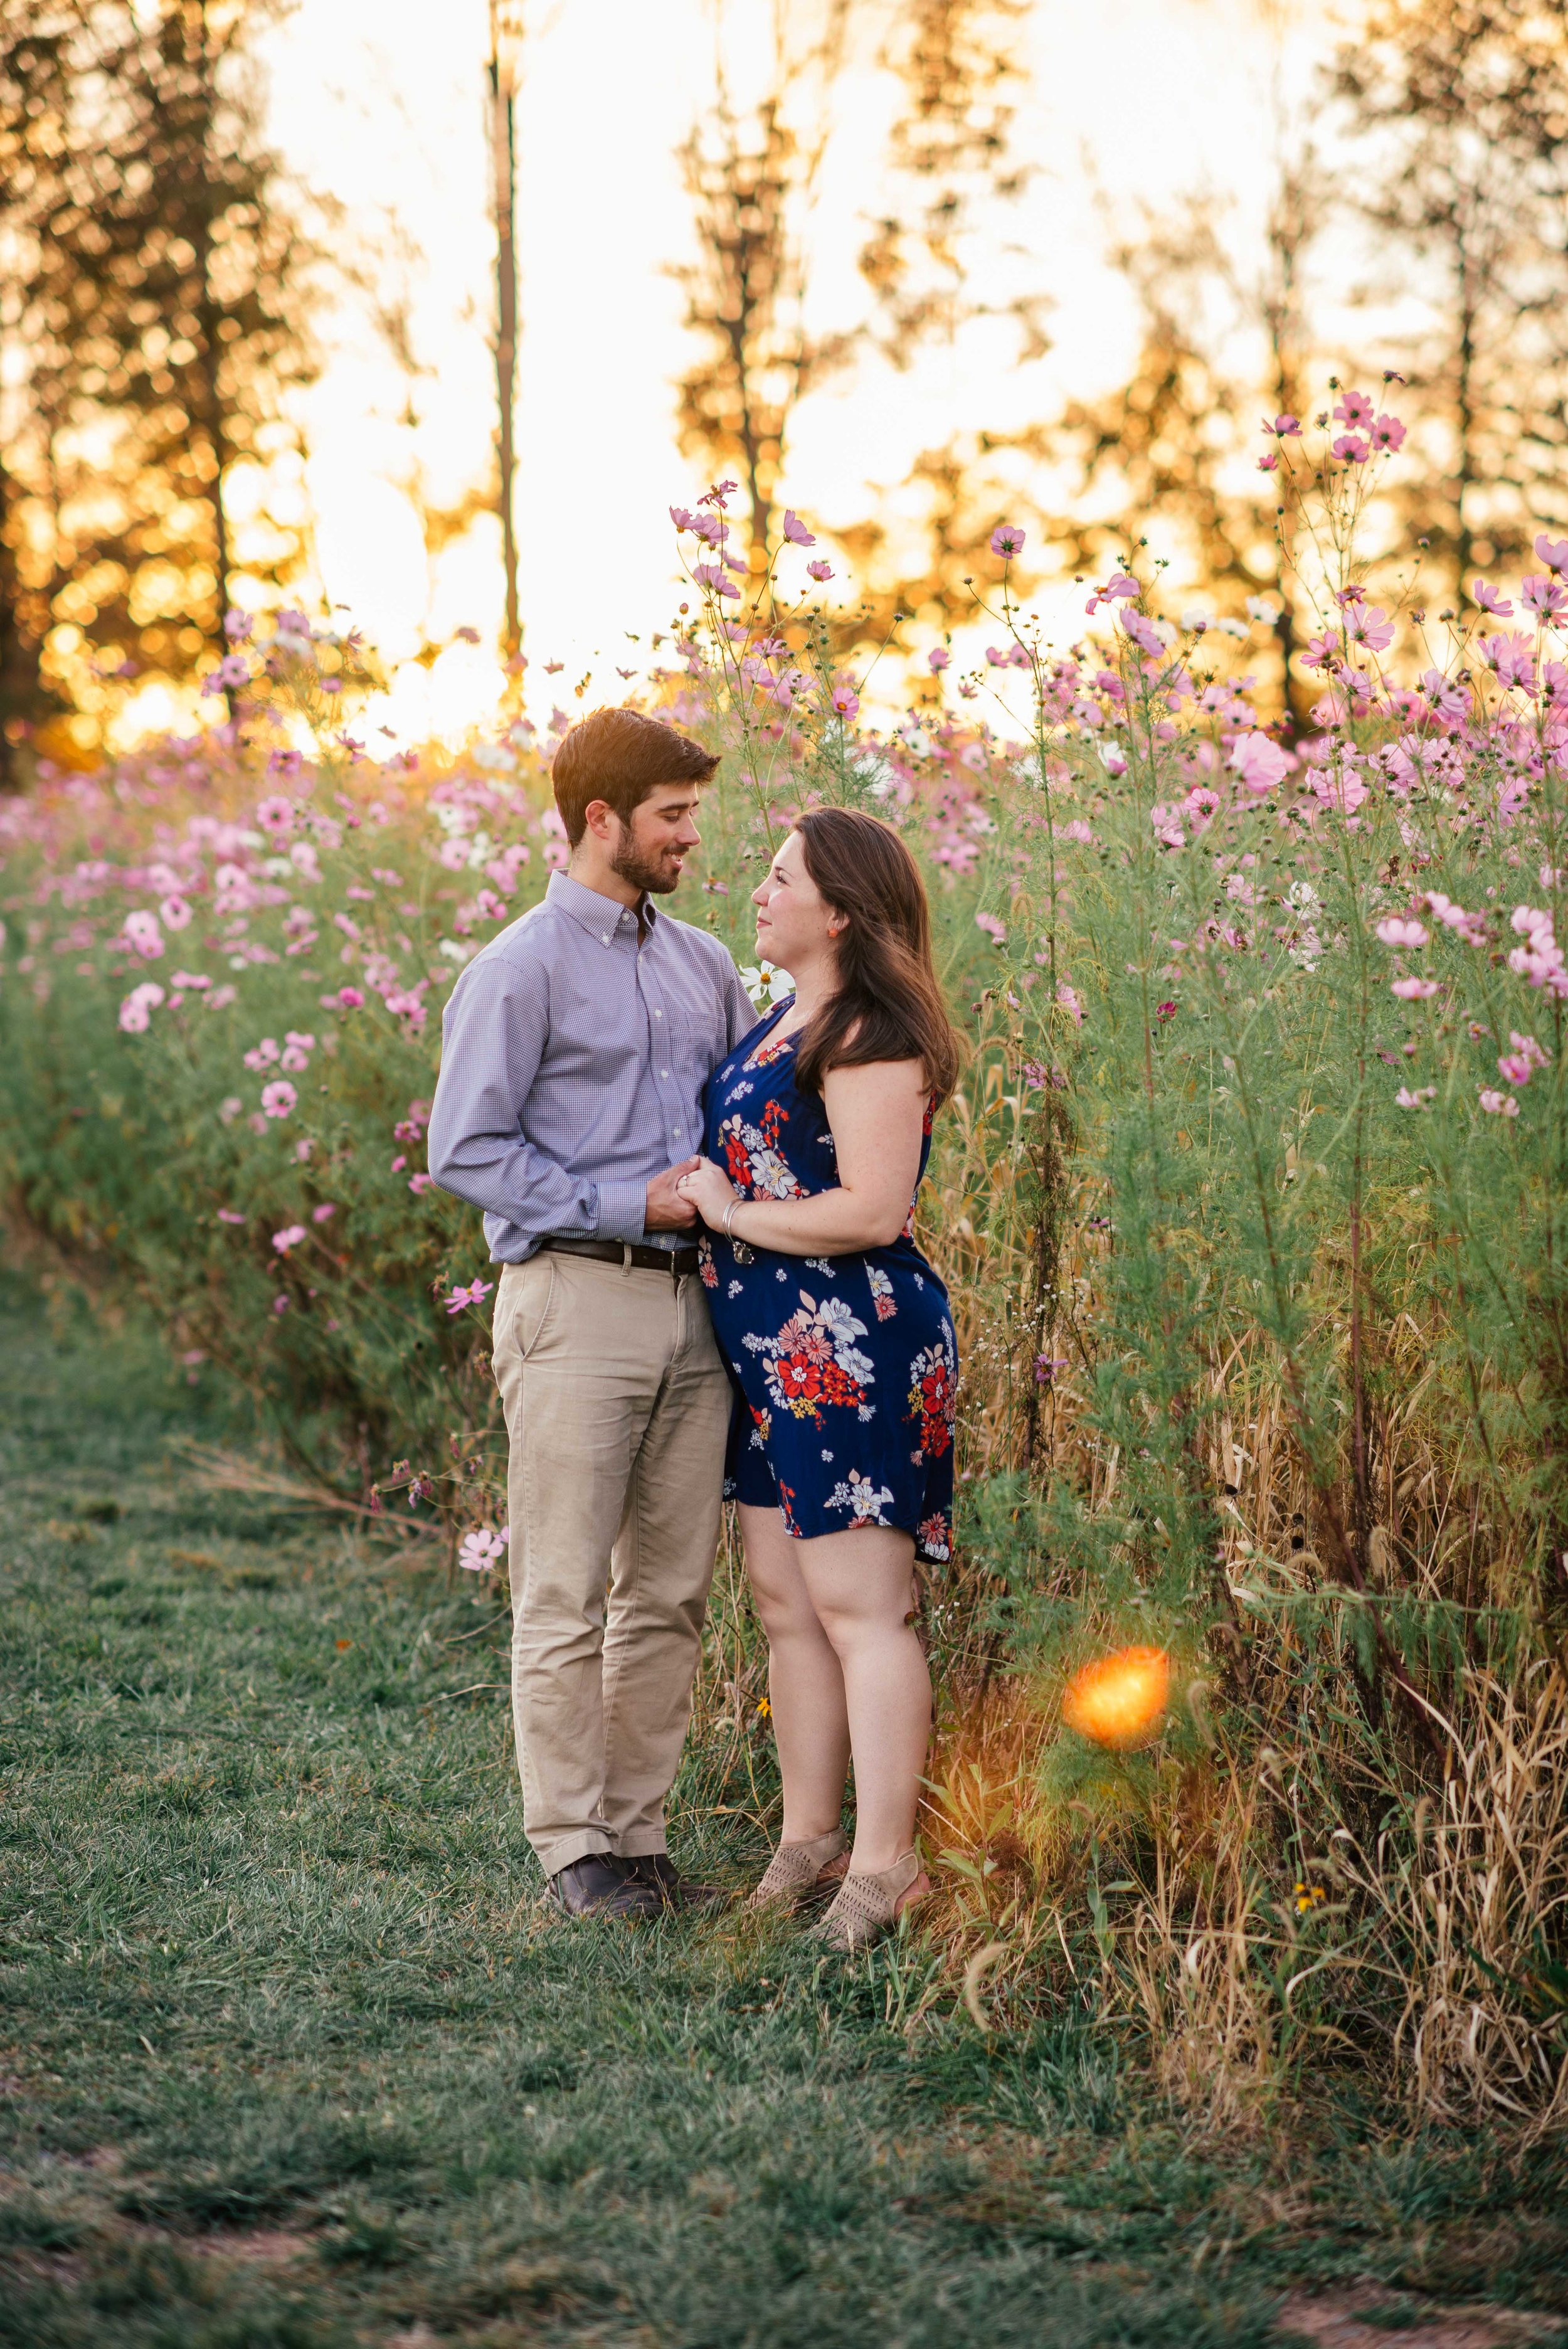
[491,1248,733,1877]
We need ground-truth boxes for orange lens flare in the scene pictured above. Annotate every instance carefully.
[1061,1646,1170,1751]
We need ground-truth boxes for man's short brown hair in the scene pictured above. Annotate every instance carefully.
[551,706,719,847]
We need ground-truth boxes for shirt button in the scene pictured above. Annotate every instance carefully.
[661,1069,669,1078]
[601,933,609,944]
[654,1009,663,1018]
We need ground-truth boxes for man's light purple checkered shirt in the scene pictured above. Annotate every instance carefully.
[428,870,756,1263]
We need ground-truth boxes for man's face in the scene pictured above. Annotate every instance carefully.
[607,782,703,896]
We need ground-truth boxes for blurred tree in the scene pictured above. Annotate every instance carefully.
[488,0,523,663]
[1331,0,1568,596]
[0,0,320,775]
[859,0,1043,364]
[670,1,858,571]
[1027,179,1325,726]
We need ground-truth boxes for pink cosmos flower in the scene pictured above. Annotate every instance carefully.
[218,1209,245,1224]
[1535,534,1568,576]
[1498,1051,1534,1086]
[1258,454,1278,472]
[1521,574,1568,617]
[279,1044,309,1072]
[1056,980,1083,1026]
[122,909,164,959]
[692,564,741,600]
[1370,413,1406,452]
[223,607,254,640]
[1479,1088,1520,1117]
[1085,571,1139,614]
[669,504,697,531]
[218,1096,242,1123]
[1483,633,1537,691]
[975,911,1006,943]
[159,894,193,930]
[1510,1029,1550,1068]
[1343,605,1394,652]
[1303,630,1340,669]
[1229,734,1290,794]
[781,511,815,546]
[272,1224,307,1253]
[1265,414,1301,436]
[1473,579,1514,616]
[1335,390,1375,428]
[445,1278,494,1315]
[273,1295,290,1314]
[336,985,365,1009]
[1392,976,1439,999]
[312,1202,336,1222]
[806,560,833,582]
[458,1527,506,1573]
[990,523,1026,559]
[408,1172,436,1194]
[927,647,950,672]
[1332,434,1370,464]
[1150,803,1187,849]
[830,683,860,719]
[260,1079,297,1119]
[169,970,209,992]
[1121,611,1164,658]
[117,980,166,1032]
[1375,916,1429,948]
[243,1039,279,1071]
[1396,1086,1435,1108]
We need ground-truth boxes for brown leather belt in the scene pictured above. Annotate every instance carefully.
[539,1236,703,1278]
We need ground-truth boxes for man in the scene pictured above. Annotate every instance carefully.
[428,706,755,1920]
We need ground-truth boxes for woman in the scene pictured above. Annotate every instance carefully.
[676,806,962,1951]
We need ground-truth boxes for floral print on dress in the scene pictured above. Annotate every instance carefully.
[718,1098,800,1202]
[908,1327,957,1463]
[702,994,960,1564]
[743,1288,874,1424]
[825,1471,897,1526]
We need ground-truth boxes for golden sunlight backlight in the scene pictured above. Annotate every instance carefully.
[1061,1647,1171,1751]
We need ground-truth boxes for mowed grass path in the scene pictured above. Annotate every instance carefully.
[1,1271,1566,2349]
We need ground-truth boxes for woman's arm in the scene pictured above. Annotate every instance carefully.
[681,1058,927,1256]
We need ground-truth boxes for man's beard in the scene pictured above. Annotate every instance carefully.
[609,834,682,897]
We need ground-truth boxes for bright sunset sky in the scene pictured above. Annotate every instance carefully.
[188,0,1359,748]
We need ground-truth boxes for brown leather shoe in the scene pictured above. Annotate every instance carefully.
[546,1853,661,1920]
[626,1853,729,1912]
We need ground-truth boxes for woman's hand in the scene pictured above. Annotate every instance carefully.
[675,1155,739,1229]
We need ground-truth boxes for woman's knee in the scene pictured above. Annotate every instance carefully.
[812,1590,915,1661]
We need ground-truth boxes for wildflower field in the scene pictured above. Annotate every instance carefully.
[3,387,1568,2190]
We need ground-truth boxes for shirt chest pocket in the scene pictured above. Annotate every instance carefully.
[667,989,731,1079]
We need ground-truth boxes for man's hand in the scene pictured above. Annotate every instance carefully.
[644,1157,701,1231]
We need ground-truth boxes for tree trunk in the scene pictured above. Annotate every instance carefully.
[489,21,521,661]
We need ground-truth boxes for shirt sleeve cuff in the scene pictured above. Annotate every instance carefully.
[595,1178,649,1243]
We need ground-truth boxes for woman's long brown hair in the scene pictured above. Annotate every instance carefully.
[790,806,963,1101]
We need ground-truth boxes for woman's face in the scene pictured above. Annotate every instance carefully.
[752,828,842,978]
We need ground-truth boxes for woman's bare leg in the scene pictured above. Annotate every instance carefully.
[738,1502,850,1844]
[796,1524,931,1875]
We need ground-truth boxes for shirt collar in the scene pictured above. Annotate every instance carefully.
[547,869,655,942]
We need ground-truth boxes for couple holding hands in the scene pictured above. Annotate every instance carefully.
[428,706,960,1951]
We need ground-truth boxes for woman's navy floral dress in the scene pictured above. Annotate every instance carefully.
[699,995,957,1563]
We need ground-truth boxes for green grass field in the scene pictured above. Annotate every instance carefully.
[2,1267,1566,2349]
